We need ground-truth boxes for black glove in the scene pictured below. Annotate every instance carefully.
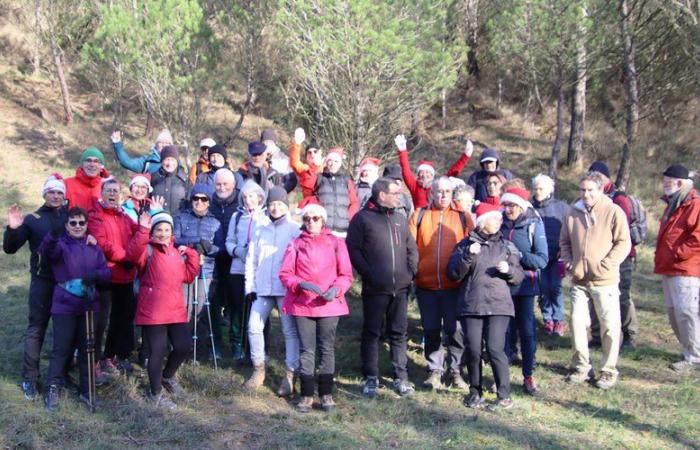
[199,239,213,254]
[321,286,338,302]
[122,261,135,270]
[194,242,205,255]
[82,274,96,288]
[246,292,257,304]
[299,281,322,295]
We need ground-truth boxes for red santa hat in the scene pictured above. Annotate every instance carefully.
[474,202,502,227]
[416,160,435,176]
[42,173,65,196]
[325,147,345,163]
[129,173,153,193]
[359,157,380,183]
[500,187,531,211]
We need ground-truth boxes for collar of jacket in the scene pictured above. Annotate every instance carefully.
[75,166,110,187]
[470,228,502,244]
[366,198,394,214]
[214,192,237,206]
[532,195,553,208]
[98,201,124,216]
[300,226,332,239]
[186,207,215,219]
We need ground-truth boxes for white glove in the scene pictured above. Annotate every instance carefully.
[110,130,121,144]
[497,261,509,274]
[394,134,407,151]
[465,140,474,157]
[294,128,306,145]
[469,243,481,254]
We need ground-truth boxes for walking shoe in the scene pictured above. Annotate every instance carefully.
[362,376,379,398]
[320,394,335,412]
[393,378,415,397]
[449,371,469,390]
[523,376,539,395]
[21,381,38,401]
[553,321,566,336]
[566,369,592,384]
[595,371,618,390]
[670,360,700,373]
[162,376,186,397]
[148,391,177,410]
[543,320,555,335]
[620,336,636,350]
[488,397,514,411]
[44,385,60,412]
[277,369,294,397]
[244,364,265,391]
[94,363,110,387]
[231,343,244,360]
[100,358,119,376]
[422,371,444,390]
[588,338,602,348]
[463,392,485,409]
[296,395,313,413]
[78,393,98,410]
[116,357,134,376]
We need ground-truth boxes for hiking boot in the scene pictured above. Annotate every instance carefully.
[543,320,555,335]
[463,392,485,409]
[244,364,265,391]
[393,378,415,397]
[670,360,700,373]
[488,397,514,411]
[101,358,119,376]
[423,371,444,390]
[277,369,294,397]
[621,336,636,350]
[553,321,566,336]
[595,371,618,390]
[320,394,335,412]
[449,371,469,390]
[566,369,592,384]
[588,338,602,349]
[162,376,186,397]
[21,381,38,401]
[232,343,244,361]
[94,363,109,387]
[296,396,313,413]
[148,391,177,410]
[44,385,60,412]
[116,357,134,376]
[362,376,379,398]
[523,376,539,395]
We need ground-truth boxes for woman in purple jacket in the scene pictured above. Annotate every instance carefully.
[40,207,111,412]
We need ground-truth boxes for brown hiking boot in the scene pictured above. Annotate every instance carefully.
[277,369,295,397]
[244,364,265,391]
[320,394,335,412]
[297,396,313,413]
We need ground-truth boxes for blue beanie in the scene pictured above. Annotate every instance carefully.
[588,160,610,178]
[480,148,500,164]
[248,141,267,156]
[191,183,214,200]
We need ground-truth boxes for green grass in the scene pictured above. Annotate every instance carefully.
[1,242,699,450]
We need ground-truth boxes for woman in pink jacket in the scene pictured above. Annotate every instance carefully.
[126,211,200,410]
[279,203,353,413]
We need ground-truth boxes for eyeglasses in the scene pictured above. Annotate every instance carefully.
[303,216,322,223]
[68,220,86,227]
[192,196,209,203]
[384,191,402,197]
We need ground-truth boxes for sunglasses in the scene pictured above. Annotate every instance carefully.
[192,196,209,203]
[69,220,86,227]
[303,216,322,223]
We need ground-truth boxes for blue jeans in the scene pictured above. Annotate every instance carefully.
[538,261,564,322]
[505,295,537,377]
[416,288,463,374]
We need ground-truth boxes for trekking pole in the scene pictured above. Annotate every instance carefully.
[200,269,218,371]
[240,293,251,359]
[85,307,96,413]
[192,277,199,365]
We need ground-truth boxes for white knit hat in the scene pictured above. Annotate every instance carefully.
[199,137,216,148]
[156,129,173,145]
[129,174,153,193]
[42,173,66,196]
[301,203,328,222]
[151,211,174,229]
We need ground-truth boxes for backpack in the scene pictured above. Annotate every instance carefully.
[613,191,647,246]
[132,244,153,295]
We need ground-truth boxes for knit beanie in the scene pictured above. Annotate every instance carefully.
[474,202,502,228]
[191,183,214,200]
[260,129,278,143]
[42,173,66,196]
[382,164,403,181]
[301,202,328,222]
[160,145,179,161]
[151,211,174,230]
[500,187,531,211]
[80,147,105,165]
[588,160,610,178]
[480,148,500,164]
[267,186,289,207]
[156,129,173,145]
[129,174,152,193]
[248,141,267,156]
[208,144,227,161]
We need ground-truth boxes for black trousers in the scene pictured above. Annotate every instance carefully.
[22,276,55,382]
[47,314,89,396]
[296,316,339,396]
[142,323,192,395]
[361,292,409,380]
[462,315,511,400]
[104,283,137,360]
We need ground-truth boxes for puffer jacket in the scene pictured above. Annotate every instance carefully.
[314,171,359,233]
[655,188,700,277]
[245,216,301,296]
[151,167,190,215]
[174,208,221,278]
[225,206,270,274]
[501,209,549,296]
[64,167,111,210]
[88,201,139,284]
[3,204,67,279]
[126,226,200,325]
[112,141,161,174]
[346,198,419,296]
[446,229,525,317]
[409,205,474,290]
[532,194,570,263]
[279,228,352,317]
[39,232,111,315]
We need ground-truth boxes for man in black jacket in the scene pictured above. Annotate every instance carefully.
[3,175,68,400]
[346,177,419,398]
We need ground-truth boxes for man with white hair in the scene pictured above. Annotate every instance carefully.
[531,174,571,335]
[111,129,174,174]
[654,164,700,372]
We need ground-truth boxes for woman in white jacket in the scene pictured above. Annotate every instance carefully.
[225,180,270,360]
[243,186,301,395]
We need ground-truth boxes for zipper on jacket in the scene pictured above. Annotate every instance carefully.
[436,210,443,289]
[386,213,396,294]
[270,224,277,294]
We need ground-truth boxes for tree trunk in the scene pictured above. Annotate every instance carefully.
[32,1,41,75]
[230,62,256,141]
[144,107,155,136]
[50,41,73,124]
[616,0,638,190]
[353,90,369,170]
[465,0,480,78]
[566,5,587,166]
[497,76,503,110]
[441,88,447,129]
[550,81,565,180]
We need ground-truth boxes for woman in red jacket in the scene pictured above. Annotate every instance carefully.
[126,211,200,410]
[279,203,353,413]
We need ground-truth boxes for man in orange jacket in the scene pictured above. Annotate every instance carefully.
[654,164,700,373]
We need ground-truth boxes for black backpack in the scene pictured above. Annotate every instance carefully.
[612,191,647,246]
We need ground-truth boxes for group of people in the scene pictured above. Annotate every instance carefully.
[4,125,699,414]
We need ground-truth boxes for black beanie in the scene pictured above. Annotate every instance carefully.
[208,144,227,160]
[663,164,690,180]
[382,164,403,181]
[267,186,289,206]
[588,160,610,178]
[160,145,179,161]
[306,139,320,152]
